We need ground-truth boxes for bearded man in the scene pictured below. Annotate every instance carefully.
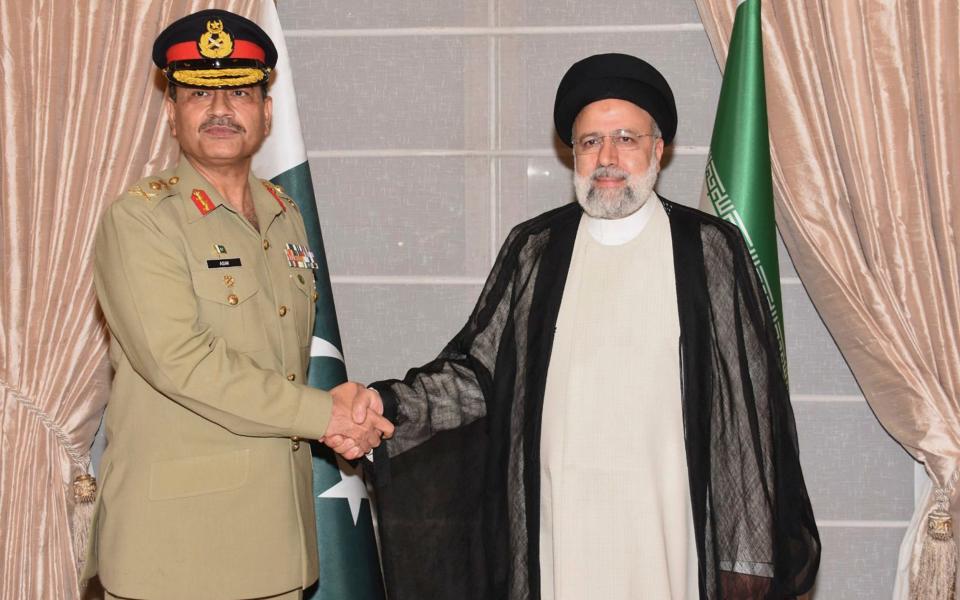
[363,53,820,599]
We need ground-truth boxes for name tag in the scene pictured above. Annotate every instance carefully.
[206,258,242,269]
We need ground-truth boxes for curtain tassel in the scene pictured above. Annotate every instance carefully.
[911,485,958,600]
[71,473,97,577]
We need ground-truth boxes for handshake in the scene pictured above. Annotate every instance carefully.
[320,381,395,460]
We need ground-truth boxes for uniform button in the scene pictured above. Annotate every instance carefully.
[278,305,288,317]
[168,176,180,185]
[291,436,300,451]
[149,181,162,191]
[287,373,296,381]
[227,294,239,305]
[262,239,270,250]
[311,290,318,302]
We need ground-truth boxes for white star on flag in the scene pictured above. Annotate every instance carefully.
[318,455,369,525]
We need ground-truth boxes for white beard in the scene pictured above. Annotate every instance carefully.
[574,157,659,220]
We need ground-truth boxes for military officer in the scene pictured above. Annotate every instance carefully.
[86,9,393,600]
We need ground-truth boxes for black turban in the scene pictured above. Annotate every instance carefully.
[554,53,677,146]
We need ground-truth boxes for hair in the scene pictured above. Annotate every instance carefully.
[167,82,269,101]
[651,119,662,139]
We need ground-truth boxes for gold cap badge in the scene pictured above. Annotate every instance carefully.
[199,20,233,59]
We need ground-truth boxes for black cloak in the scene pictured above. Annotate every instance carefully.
[370,198,820,599]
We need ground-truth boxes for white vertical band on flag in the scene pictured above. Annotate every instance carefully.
[253,4,308,180]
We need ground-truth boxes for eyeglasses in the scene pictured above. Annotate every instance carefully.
[572,129,659,155]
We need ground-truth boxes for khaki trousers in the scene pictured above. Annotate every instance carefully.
[105,589,303,600]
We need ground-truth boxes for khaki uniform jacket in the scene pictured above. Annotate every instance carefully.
[86,158,333,599]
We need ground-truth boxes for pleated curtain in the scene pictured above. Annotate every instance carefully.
[694,0,960,595]
[0,1,258,598]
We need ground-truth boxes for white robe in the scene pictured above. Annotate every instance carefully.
[539,197,699,599]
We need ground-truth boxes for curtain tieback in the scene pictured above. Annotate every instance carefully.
[911,469,960,600]
[2,380,97,574]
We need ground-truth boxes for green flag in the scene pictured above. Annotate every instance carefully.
[701,0,787,374]
[253,4,385,599]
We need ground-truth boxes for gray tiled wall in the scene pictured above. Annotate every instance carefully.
[279,1,915,597]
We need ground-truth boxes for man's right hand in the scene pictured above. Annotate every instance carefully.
[321,382,395,460]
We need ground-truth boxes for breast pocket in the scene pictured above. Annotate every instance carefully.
[192,268,267,353]
[289,270,316,348]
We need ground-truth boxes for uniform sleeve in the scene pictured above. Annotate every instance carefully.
[93,198,332,439]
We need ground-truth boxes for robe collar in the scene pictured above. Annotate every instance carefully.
[582,192,657,245]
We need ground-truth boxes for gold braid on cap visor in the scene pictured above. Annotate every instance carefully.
[172,67,266,87]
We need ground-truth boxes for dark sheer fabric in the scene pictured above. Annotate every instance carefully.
[370,198,820,600]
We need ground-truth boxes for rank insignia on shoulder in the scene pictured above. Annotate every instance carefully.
[262,181,287,212]
[285,243,319,269]
[191,189,215,216]
[128,185,157,201]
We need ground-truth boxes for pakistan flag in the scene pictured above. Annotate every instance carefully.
[701,0,787,374]
[252,4,385,599]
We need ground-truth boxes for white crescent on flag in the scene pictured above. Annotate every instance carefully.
[311,335,345,362]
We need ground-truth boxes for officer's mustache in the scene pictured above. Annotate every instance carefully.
[199,117,245,133]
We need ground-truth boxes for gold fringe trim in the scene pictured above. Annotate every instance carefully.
[172,68,264,88]
[912,476,959,600]
[72,472,97,587]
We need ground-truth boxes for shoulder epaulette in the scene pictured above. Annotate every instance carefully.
[124,173,178,205]
[262,180,299,211]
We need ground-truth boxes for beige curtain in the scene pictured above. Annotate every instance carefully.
[695,0,960,595]
[0,1,257,598]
